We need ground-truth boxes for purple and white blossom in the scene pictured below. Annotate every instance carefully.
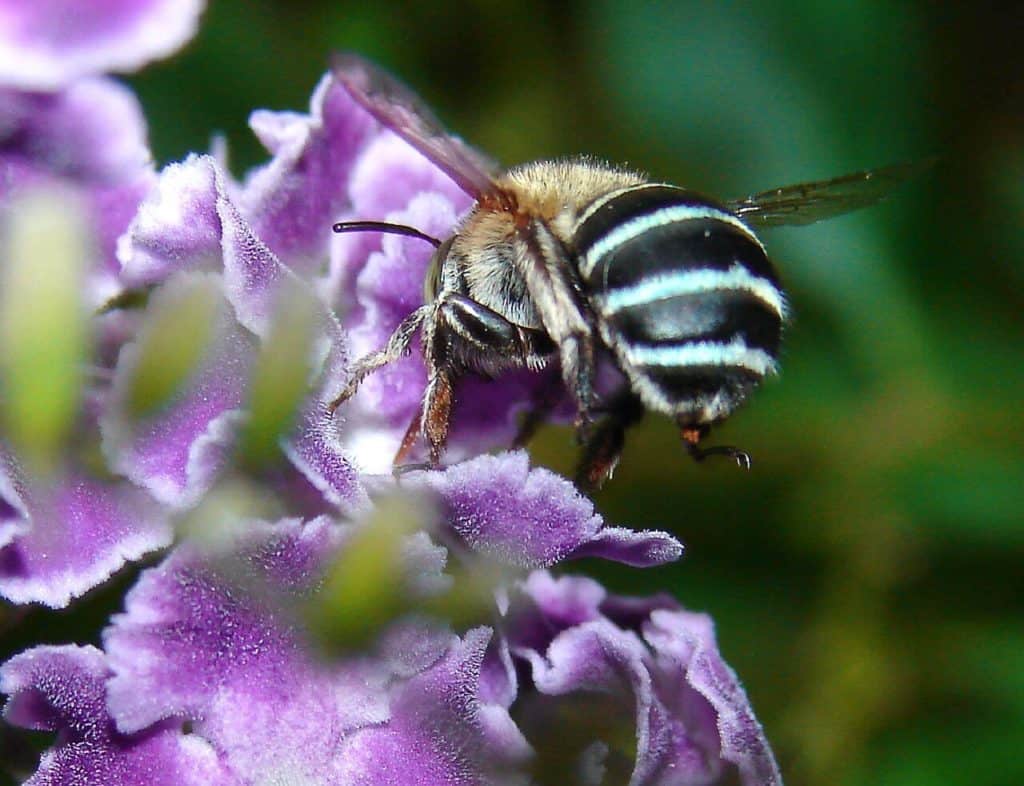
[0,17,166,606]
[0,458,171,608]
[0,0,206,90]
[2,514,774,785]
[0,6,782,784]
[1,645,238,786]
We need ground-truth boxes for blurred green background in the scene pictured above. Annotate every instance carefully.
[5,1,1024,785]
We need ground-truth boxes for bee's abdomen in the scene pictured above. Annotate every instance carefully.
[575,185,786,422]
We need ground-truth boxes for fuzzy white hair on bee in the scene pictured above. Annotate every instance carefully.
[328,52,922,490]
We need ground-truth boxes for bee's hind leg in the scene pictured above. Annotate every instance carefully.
[678,423,752,469]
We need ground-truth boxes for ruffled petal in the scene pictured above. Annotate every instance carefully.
[644,609,783,786]
[118,152,299,337]
[1,645,239,786]
[0,458,171,608]
[0,78,151,184]
[0,77,156,304]
[102,516,528,785]
[415,452,683,568]
[336,627,531,786]
[103,518,387,740]
[117,154,223,289]
[116,155,366,510]
[284,402,370,515]
[0,0,205,90]
[508,572,782,786]
[118,152,300,336]
[239,73,378,269]
[100,276,254,508]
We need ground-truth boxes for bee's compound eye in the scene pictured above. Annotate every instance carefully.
[424,236,454,302]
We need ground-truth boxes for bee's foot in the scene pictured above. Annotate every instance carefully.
[685,442,752,470]
[326,386,358,415]
[392,462,433,480]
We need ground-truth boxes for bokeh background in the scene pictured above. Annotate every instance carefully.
[3,2,1022,785]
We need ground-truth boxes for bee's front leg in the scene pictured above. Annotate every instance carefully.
[514,220,600,440]
[328,305,431,414]
[397,294,548,468]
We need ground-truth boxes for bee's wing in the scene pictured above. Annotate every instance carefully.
[726,160,929,228]
[332,52,502,200]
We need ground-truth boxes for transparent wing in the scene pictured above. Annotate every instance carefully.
[332,52,502,200]
[726,160,929,228]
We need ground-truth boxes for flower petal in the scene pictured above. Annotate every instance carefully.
[0,0,205,90]
[0,78,156,304]
[103,517,375,733]
[118,152,296,337]
[283,403,370,514]
[416,452,683,568]
[509,572,782,786]
[347,131,470,221]
[0,78,151,183]
[116,154,365,509]
[118,152,295,337]
[0,459,171,608]
[100,275,254,508]
[336,627,531,786]
[117,154,223,289]
[240,73,378,269]
[1,644,238,786]
[644,609,783,786]
[102,516,524,785]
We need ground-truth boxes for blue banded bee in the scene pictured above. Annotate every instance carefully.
[329,54,918,488]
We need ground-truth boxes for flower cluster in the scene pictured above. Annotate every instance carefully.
[0,3,782,784]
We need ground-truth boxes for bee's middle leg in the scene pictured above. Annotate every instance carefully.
[575,390,644,491]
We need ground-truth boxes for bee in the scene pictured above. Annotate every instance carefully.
[329,53,919,488]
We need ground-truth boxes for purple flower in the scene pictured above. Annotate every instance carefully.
[509,572,782,786]
[100,516,532,785]
[0,0,206,90]
[0,30,166,608]
[0,457,170,608]
[0,77,155,305]
[3,515,776,785]
[1,645,239,786]
[0,25,782,782]
[24,515,765,784]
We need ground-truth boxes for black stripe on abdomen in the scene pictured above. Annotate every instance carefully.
[607,291,783,356]
[575,185,713,257]
[583,215,777,291]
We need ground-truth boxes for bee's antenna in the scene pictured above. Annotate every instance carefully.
[332,220,442,249]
